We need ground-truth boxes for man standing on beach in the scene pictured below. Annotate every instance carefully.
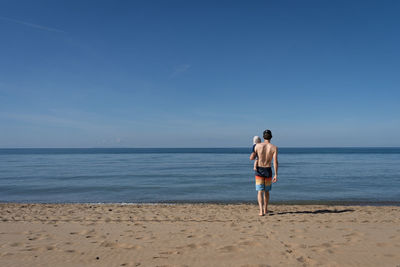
[250,129,278,216]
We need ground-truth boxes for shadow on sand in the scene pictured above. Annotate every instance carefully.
[268,208,355,216]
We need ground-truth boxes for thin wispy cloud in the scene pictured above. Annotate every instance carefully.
[170,64,191,78]
[0,16,65,33]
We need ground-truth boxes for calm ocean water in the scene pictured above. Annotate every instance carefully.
[0,148,399,205]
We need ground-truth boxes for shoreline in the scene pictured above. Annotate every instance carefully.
[1,203,399,266]
[2,200,400,206]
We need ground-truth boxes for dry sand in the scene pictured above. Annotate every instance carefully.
[0,203,399,267]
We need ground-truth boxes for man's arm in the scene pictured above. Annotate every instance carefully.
[272,148,278,183]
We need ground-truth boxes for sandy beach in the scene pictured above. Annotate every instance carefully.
[0,203,399,267]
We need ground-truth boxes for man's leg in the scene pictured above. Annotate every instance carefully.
[263,191,270,214]
[257,191,264,216]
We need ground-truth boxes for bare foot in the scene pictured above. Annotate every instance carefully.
[259,212,264,216]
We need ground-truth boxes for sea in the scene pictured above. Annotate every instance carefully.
[0,148,399,205]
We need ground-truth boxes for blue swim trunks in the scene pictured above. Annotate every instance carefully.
[255,167,272,191]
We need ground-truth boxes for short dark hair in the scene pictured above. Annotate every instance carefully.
[263,129,272,140]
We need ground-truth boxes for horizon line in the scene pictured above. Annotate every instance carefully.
[1,146,400,149]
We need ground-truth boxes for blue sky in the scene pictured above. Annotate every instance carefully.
[0,0,399,147]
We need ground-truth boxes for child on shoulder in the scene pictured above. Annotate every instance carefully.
[252,136,261,170]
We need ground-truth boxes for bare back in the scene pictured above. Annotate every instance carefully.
[254,142,277,167]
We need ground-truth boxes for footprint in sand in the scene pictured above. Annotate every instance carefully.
[297,256,306,263]
[9,242,23,247]
[326,249,335,254]
[159,251,181,255]
[238,240,262,247]
[383,254,395,258]
[79,229,96,235]
[100,241,141,250]
[21,247,39,252]
[186,243,199,249]
[343,232,363,241]
[321,242,332,248]
[218,245,241,253]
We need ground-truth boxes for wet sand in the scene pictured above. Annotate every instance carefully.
[1,203,399,266]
